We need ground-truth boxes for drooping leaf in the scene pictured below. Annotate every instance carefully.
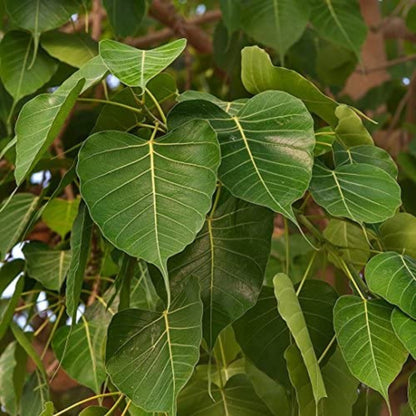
[65,202,93,320]
[178,374,274,416]
[99,38,186,90]
[366,252,416,319]
[273,273,327,403]
[5,0,79,59]
[310,161,401,224]
[14,79,84,185]
[168,90,315,222]
[0,342,26,416]
[41,197,80,239]
[334,105,373,147]
[77,121,220,288]
[391,308,416,359]
[52,317,106,393]
[309,0,367,59]
[239,0,310,63]
[409,372,416,416]
[0,31,57,102]
[334,144,397,177]
[241,46,338,126]
[166,188,273,349]
[20,370,49,416]
[41,31,98,68]
[0,259,25,296]
[103,0,146,37]
[334,296,408,403]
[105,276,202,413]
[0,276,24,339]
[220,0,241,34]
[323,219,370,267]
[23,242,71,291]
[380,213,416,258]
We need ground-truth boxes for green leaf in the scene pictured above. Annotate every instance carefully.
[23,242,71,291]
[41,197,80,239]
[366,252,416,319]
[409,372,416,416]
[168,90,315,222]
[0,259,25,296]
[5,0,78,60]
[166,188,273,349]
[0,342,26,415]
[77,121,220,294]
[52,317,106,392]
[391,308,416,359]
[178,374,274,416]
[65,202,93,320]
[99,38,186,90]
[40,31,98,68]
[334,105,373,147]
[0,277,24,339]
[323,219,370,267]
[314,127,336,157]
[239,0,310,63]
[309,0,367,59]
[334,144,397,177]
[20,370,49,416]
[334,296,408,403]
[273,273,327,403]
[105,276,202,413]
[0,31,57,102]
[79,407,108,416]
[220,0,241,34]
[241,46,338,126]
[39,401,54,416]
[310,161,401,224]
[14,79,84,185]
[103,0,146,37]
[380,213,416,258]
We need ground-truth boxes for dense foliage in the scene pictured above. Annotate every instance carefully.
[1,0,416,415]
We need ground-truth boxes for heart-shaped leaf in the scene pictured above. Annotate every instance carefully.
[105,276,202,413]
[334,296,408,403]
[310,161,401,224]
[77,121,220,294]
[273,273,327,403]
[241,46,338,126]
[168,90,315,222]
[99,38,186,90]
[167,188,273,349]
[366,252,416,319]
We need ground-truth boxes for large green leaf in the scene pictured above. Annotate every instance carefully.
[77,121,220,294]
[52,317,106,392]
[0,31,57,102]
[310,161,401,224]
[5,0,78,59]
[334,296,408,403]
[0,193,38,260]
[40,32,98,68]
[391,308,416,359]
[105,276,202,413]
[234,280,337,386]
[241,46,338,126]
[99,38,186,90]
[323,219,370,268]
[239,0,309,63]
[65,202,93,320]
[166,188,273,349]
[380,213,416,258]
[41,197,80,239]
[178,374,274,416]
[23,242,71,291]
[14,79,84,185]
[168,90,314,222]
[103,0,146,37]
[20,370,49,416]
[366,252,416,319]
[0,259,25,296]
[273,273,327,403]
[309,0,367,59]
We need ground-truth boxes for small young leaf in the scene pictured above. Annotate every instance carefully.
[99,38,186,90]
